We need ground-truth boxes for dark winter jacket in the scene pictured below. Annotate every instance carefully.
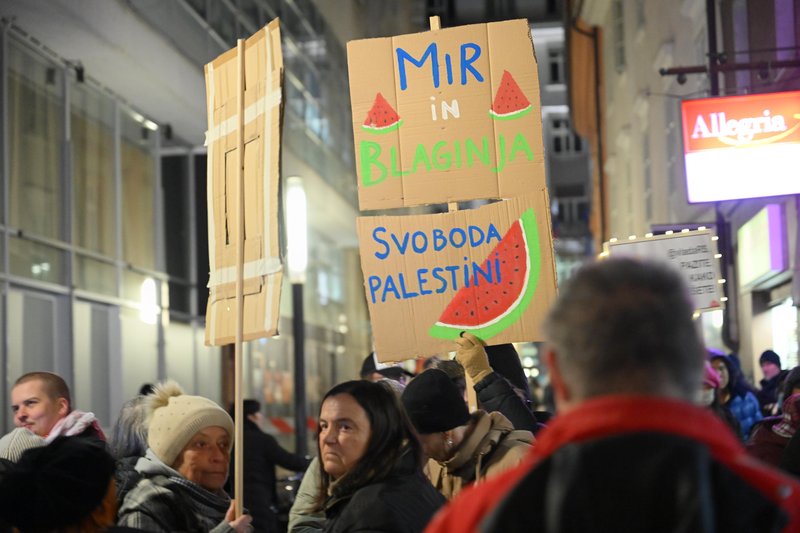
[759,370,790,415]
[323,449,445,533]
[781,430,800,477]
[226,418,310,533]
[475,372,542,434]
[747,417,790,468]
[424,396,800,533]
[115,455,143,508]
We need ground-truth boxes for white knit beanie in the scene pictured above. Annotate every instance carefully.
[0,427,45,462]
[145,381,234,467]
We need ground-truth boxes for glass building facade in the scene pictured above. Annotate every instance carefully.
[0,1,371,453]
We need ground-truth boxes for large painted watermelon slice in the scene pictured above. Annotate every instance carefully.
[489,70,532,121]
[362,92,402,134]
[429,208,541,341]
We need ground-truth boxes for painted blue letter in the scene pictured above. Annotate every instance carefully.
[397,43,439,90]
[368,276,381,304]
[373,227,390,260]
[460,43,484,85]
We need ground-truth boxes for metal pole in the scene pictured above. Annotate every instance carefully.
[706,0,739,352]
[0,20,10,431]
[706,0,719,96]
[292,281,307,456]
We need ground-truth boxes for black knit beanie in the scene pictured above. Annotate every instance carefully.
[0,436,115,530]
[402,369,470,434]
[230,399,261,419]
[760,349,782,368]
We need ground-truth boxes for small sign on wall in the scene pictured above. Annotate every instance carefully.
[605,230,724,312]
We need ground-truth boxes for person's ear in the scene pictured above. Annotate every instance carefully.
[57,397,69,417]
[443,430,454,449]
[543,345,574,412]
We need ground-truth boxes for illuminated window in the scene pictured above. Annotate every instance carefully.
[771,299,798,369]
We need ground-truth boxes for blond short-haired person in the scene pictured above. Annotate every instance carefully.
[10,371,104,443]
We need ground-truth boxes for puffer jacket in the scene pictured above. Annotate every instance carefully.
[323,448,445,533]
[729,391,763,439]
[114,455,143,508]
[426,410,533,500]
[475,372,543,434]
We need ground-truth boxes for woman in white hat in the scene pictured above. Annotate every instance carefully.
[117,381,252,532]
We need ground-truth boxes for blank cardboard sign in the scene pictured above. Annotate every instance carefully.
[348,19,545,210]
[357,191,558,362]
[204,20,284,346]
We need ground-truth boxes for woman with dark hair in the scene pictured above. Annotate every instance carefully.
[316,380,444,533]
[710,353,762,440]
[699,361,740,437]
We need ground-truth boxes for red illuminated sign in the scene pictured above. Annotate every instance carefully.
[681,91,800,202]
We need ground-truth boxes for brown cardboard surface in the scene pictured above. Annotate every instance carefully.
[204,20,284,346]
[347,19,545,211]
[358,190,557,362]
[605,230,724,312]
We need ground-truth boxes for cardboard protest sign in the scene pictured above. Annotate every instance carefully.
[605,230,724,312]
[204,20,284,345]
[357,190,557,361]
[347,19,545,210]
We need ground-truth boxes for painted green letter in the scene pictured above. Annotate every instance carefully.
[432,141,452,171]
[360,140,387,186]
[509,132,534,162]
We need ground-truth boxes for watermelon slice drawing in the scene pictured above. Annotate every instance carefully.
[362,92,403,134]
[429,208,541,341]
[489,70,532,121]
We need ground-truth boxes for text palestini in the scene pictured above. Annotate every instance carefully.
[367,223,505,304]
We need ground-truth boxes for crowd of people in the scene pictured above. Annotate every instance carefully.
[1,257,799,532]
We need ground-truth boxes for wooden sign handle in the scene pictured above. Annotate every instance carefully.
[429,13,477,411]
[234,38,245,519]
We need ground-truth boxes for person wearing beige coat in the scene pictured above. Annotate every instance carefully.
[402,368,534,500]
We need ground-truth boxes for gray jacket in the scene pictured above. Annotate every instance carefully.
[288,456,324,533]
[117,449,235,533]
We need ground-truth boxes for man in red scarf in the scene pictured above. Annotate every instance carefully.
[424,258,800,533]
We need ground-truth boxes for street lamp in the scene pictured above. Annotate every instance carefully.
[286,176,308,456]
